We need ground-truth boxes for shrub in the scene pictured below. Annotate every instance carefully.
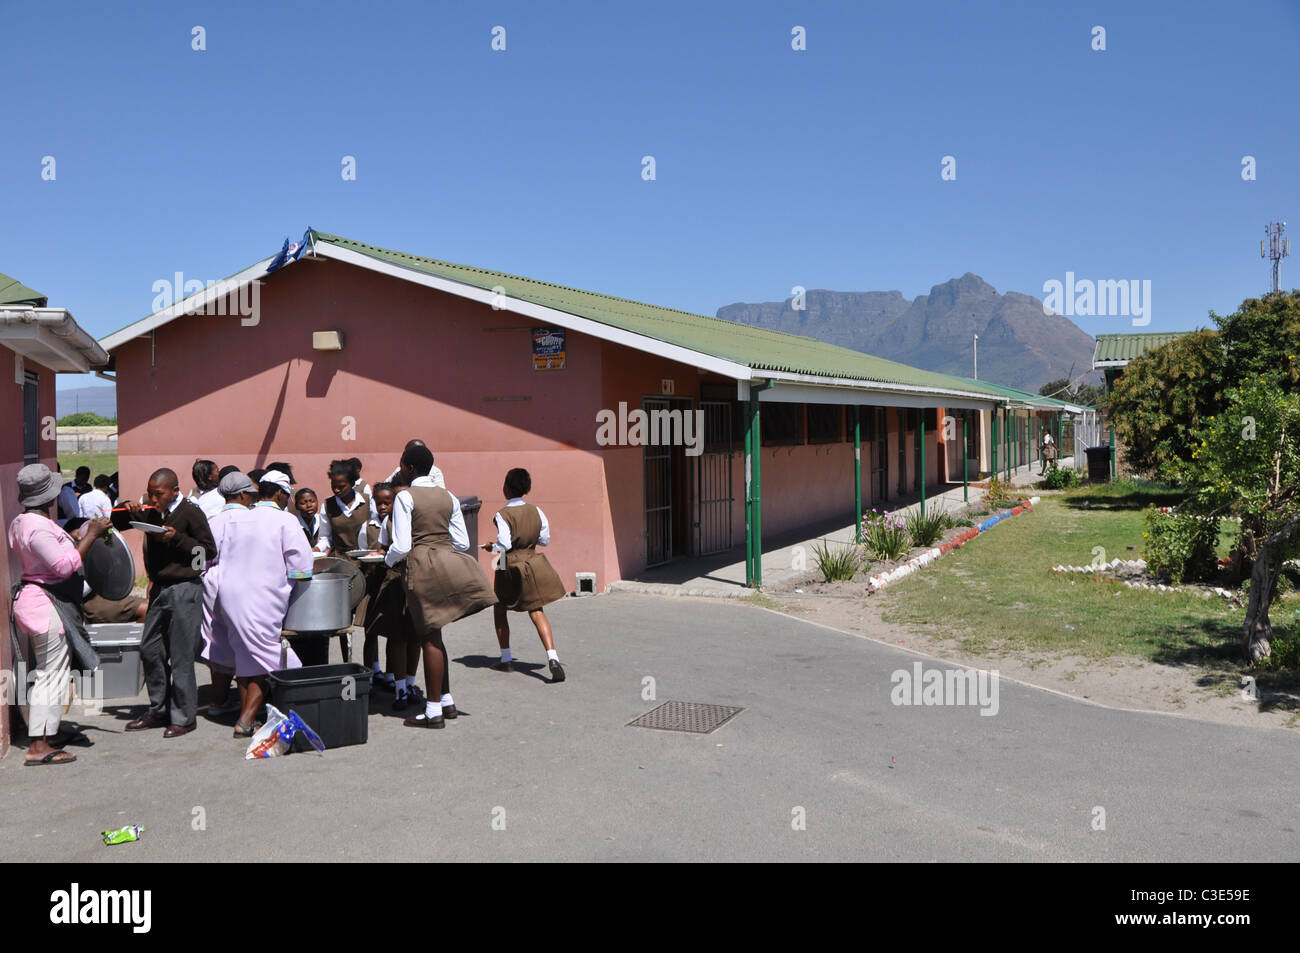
[906,506,947,548]
[985,475,1012,507]
[862,510,910,561]
[812,541,860,582]
[1141,507,1220,584]
[1042,462,1080,489]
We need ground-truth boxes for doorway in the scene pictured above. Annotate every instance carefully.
[643,396,694,567]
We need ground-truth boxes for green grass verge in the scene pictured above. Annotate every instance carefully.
[877,491,1299,695]
[57,451,118,479]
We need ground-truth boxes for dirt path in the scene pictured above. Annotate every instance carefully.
[748,592,1299,732]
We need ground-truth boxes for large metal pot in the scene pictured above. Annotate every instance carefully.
[283,572,352,633]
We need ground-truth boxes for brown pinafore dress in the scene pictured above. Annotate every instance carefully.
[403,486,496,633]
[326,494,371,625]
[493,504,567,612]
[363,515,416,643]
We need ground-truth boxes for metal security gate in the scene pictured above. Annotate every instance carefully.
[22,371,40,464]
[695,400,733,555]
[644,397,673,567]
[872,407,887,502]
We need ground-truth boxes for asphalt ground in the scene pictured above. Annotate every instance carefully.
[3,592,1297,862]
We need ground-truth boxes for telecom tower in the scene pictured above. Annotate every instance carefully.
[1262,222,1291,294]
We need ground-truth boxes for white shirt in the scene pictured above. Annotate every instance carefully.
[357,515,390,551]
[78,488,113,521]
[385,476,469,566]
[194,487,224,520]
[354,479,372,504]
[1042,433,1054,446]
[385,463,444,489]
[298,512,331,553]
[491,498,550,552]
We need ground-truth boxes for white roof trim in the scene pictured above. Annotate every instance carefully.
[758,369,1002,407]
[1092,359,1129,368]
[99,257,276,352]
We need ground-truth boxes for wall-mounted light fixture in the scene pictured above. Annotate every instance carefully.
[313,330,344,351]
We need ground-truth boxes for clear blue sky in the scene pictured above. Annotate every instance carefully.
[3,0,1296,389]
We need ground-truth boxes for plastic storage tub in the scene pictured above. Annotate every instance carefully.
[86,623,145,700]
[267,663,372,749]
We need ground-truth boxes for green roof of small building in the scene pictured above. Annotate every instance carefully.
[1093,331,1191,366]
[311,230,1006,399]
[0,272,47,307]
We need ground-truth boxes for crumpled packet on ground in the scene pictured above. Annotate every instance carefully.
[102,825,144,845]
[244,705,327,759]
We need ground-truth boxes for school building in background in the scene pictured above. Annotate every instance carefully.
[98,230,1081,592]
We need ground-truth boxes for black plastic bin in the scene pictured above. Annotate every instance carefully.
[459,495,481,553]
[1084,445,1112,483]
[267,663,372,750]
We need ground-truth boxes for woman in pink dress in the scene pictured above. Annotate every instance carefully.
[199,471,257,717]
[7,464,109,765]
[212,473,314,736]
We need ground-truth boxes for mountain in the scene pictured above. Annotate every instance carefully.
[56,385,116,420]
[716,274,1099,393]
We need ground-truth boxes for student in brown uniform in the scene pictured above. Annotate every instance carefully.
[360,482,424,708]
[483,468,568,682]
[323,459,371,665]
[385,444,496,728]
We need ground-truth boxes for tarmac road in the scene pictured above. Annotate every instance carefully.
[3,593,1297,862]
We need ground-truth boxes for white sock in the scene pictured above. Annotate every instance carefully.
[501,648,512,663]
[441,693,454,706]
[546,649,559,662]
[425,700,442,719]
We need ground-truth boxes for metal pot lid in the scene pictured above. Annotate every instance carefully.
[81,529,136,602]
[310,557,366,609]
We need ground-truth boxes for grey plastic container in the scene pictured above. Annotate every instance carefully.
[86,622,145,700]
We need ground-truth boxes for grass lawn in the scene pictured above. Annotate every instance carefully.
[877,485,1297,692]
[57,450,118,480]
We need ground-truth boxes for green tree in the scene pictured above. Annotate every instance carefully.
[1213,291,1300,388]
[57,412,116,427]
[1107,329,1224,477]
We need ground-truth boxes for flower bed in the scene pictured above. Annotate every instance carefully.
[864,497,1040,593]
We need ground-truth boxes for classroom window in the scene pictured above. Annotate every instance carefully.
[761,401,804,446]
[807,403,842,444]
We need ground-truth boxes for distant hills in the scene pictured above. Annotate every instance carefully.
[716,273,1100,393]
[57,385,116,420]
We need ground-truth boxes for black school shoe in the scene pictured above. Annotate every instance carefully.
[442,704,458,719]
[403,713,445,729]
[391,693,410,712]
[549,660,566,683]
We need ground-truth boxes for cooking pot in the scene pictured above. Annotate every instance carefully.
[283,572,352,633]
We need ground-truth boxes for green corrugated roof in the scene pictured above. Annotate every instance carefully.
[1093,331,1190,365]
[953,377,1086,410]
[0,272,47,307]
[311,230,1004,399]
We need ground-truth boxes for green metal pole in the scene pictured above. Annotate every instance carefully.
[1109,426,1116,481]
[920,411,926,517]
[853,405,862,543]
[992,413,999,480]
[748,392,759,582]
[1057,413,1063,465]
[1004,409,1010,481]
[752,393,763,586]
[962,416,969,502]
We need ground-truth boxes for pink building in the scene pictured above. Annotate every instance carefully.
[1,274,108,757]
[99,231,1010,592]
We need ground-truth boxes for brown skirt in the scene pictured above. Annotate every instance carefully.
[494,550,567,612]
[404,544,497,633]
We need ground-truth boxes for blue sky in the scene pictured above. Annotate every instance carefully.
[3,0,1297,389]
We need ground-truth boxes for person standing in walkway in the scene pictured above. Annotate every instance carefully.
[1039,429,1056,476]
[484,468,568,683]
[113,468,216,738]
[199,471,257,718]
[7,464,110,765]
[214,476,314,737]
[386,444,495,729]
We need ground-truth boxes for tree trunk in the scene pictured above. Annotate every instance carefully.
[1243,516,1300,663]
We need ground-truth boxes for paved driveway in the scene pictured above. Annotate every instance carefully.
[3,593,1296,862]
